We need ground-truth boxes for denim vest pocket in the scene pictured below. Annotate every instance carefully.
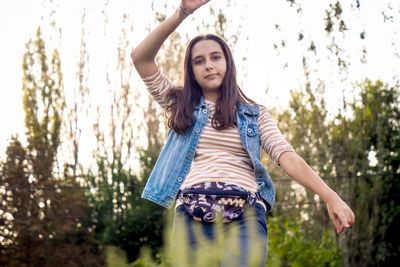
[246,123,259,137]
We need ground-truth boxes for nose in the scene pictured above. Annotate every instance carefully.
[205,59,214,70]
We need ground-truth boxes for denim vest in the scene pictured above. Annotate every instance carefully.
[141,97,275,211]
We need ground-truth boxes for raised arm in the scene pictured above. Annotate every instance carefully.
[279,151,355,234]
[131,0,210,78]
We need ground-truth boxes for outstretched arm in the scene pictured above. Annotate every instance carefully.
[131,0,210,78]
[279,151,355,234]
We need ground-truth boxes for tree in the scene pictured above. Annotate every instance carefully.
[333,80,400,266]
[274,79,400,266]
[79,3,166,262]
[0,28,103,266]
[268,1,399,265]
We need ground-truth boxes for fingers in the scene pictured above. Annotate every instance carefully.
[330,214,343,234]
[182,0,211,12]
[196,0,211,8]
[350,210,356,225]
[328,203,355,234]
[342,208,355,227]
[333,208,355,234]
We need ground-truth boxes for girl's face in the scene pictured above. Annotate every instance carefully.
[191,39,227,101]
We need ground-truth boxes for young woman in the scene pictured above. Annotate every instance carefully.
[131,0,355,265]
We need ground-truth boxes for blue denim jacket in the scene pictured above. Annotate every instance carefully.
[141,97,275,211]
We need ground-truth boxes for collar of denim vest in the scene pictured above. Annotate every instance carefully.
[195,96,207,110]
[238,102,259,116]
[195,96,259,116]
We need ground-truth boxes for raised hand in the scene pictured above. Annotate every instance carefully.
[180,0,211,14]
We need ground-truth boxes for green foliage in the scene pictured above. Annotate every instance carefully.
[81,153,164,263]
[130,210,267,267]
[123,211,341,267]
[267,216,341,267]
[131,247,164,267]
[105,245,130,267]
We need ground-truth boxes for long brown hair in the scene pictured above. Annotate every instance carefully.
[166,34,256,134]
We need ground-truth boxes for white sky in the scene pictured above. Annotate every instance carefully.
[0,0,399,159]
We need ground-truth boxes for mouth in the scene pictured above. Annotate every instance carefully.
[205,74,218,79]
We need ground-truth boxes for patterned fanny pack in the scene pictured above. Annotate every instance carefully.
[178,182,259,223]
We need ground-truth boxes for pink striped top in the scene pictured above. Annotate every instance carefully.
[142,68,294,194]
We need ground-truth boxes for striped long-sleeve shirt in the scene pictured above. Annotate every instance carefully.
[142,68,294,194]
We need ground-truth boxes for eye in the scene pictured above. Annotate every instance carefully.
[193,59,203,65]
[212,55,221,60]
